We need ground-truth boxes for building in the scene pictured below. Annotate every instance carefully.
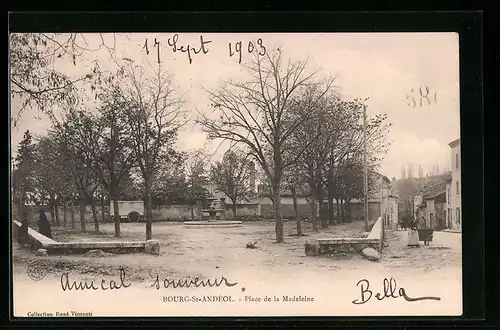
[414,178,450,230]
[250,172,397,223]
[372,174,399,230]
[446,138,461,231]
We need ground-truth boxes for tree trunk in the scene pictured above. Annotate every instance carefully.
[336,198,341,223]
[110,123,121,238]
[190,178,195,221]
[54,196,60,225]
[17,189,29,244]
[49,196,56,224]
[309,197,317,231]
[70,199,75,229]
[327,175,335,225]
[51,205,57,225]
[232,202,237,217]
[100,195,105,223]
[319,190,328,229]
[291,186,302,236]
[90,198,99,234]
[79,196,86,233]
[272,183,284,243]
[112,198,121,238]
[145,181,153,240]
[63,200,67,227]
[327,189,335,226]
[346,198,352,222]
[17,194,22,220]
[341,198,345,221]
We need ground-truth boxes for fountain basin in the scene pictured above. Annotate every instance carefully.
[183,220,243,228]
[199,208,226,221]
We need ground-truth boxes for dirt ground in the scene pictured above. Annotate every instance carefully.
[13,219,462,280]
[12,220,463,316]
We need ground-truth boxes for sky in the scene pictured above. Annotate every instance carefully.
[10,32,460,179]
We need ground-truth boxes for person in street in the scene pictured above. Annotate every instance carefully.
[37,208,53,239]
[407,216,420,247]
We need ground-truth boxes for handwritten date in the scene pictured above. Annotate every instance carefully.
[143,34,267,64]
[229,39,267,64]
[144,34,211,64]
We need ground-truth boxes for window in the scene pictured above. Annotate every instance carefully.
[456,181,460,195]
[455,153,460,169]
[456,207,461,225]
[447,188,450,204]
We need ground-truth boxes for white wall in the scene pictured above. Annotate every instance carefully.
[449,142,462,231]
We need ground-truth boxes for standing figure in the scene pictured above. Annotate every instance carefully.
[38,208,53,239]
[407,217,420,247]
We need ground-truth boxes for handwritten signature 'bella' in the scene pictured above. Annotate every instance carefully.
[352,278,441,304]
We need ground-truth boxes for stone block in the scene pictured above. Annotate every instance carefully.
[145,239,160,255]
[85,249,105,257]
[305,241,320,256]
[35,248,48,256]
[361,247,380,261]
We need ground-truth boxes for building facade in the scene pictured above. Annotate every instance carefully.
[414,175,450,230]
[448,138,462,231]
[374,175,399,229]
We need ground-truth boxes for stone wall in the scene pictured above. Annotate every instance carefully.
[260,201,381,220]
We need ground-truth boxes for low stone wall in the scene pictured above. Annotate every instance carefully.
[12,220,57,250]
[43,241,147,255]
[12,220,158,255]
[308,216,384,256]
[316,238,380,254]
[367,216,383,239]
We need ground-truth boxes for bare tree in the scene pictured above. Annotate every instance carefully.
[32,136,68,225]
[151,153,188,205]
[210,149,254,216]
[117,61,185,240]
[12,130,36,244]
[282,166,309,236]
[418,164,424,178]
[198,49,335,243]
[75,85,136,238]
[185,149,210,221]
[9,33,119,127]
[51,112,101,233]
[407,163,414,179]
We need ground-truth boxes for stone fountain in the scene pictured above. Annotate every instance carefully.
[200,197,225,221]
[183,197,243,228]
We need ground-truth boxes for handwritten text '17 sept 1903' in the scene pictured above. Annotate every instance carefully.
[143,34,267,64]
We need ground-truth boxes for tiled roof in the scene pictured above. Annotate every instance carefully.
[422,181,447,200]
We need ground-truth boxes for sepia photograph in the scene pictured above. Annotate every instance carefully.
[10,31,462,317]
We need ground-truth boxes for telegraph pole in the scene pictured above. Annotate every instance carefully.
[363,104,369,232]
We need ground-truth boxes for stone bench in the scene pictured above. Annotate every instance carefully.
[12,220,159,255]
[306,216,384,256]
[43,241,147,254]
[13,220,58,249]
[315,237,381,254]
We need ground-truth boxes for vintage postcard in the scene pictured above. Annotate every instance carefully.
[10,32,462,317]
